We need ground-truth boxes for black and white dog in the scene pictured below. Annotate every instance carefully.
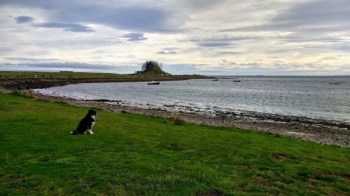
[71,109,97,135]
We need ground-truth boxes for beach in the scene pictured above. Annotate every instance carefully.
[2,73,349,147]
[29,91,350,147]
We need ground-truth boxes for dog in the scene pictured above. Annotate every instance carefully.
[71,109,97,135]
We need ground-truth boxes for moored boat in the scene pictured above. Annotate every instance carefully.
[147,81,160,85]
[329,81,341,85]
[232,78,241,82]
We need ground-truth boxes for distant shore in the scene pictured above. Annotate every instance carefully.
[29,91,350,147]
[0,76,207,90]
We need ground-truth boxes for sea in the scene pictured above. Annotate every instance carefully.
[34,76,350,124]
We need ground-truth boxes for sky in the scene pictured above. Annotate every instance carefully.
[0,0,350,75]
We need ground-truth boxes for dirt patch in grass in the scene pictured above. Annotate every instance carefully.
[0,175,27,184]
[271,152,289,162]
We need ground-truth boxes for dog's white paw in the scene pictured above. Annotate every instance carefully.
[85,130,94,135]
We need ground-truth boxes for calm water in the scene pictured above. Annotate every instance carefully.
[35,77,350,123]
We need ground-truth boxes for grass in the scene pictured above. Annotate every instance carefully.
[0,93,349,195]
[0,71,122,79]
[0,71,203,80]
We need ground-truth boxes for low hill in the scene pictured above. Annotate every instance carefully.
[136,61,170,75]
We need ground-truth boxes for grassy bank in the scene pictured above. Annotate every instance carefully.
[0,71,206,90]
[0,71,204,79]
[0,93,349,195]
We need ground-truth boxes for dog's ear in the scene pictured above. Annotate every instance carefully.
[88,109,97,115]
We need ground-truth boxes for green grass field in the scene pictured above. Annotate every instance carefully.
[0,71,123,79]
[0,93,349,195]
[0,71,202,80]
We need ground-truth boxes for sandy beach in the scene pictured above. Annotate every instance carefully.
[28,91,350,147]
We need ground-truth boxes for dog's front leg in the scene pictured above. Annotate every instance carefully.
[85,123,94,135]
[86,129,94,135]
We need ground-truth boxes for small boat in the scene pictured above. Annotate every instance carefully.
[147,81,160,85]
[329,81,341,85]
[212,78,218,81]
[232,72,241,82]
[232,78,241,82]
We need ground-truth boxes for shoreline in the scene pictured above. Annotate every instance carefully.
[29,91,350,147]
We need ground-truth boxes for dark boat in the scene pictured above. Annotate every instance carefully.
[147,81,160,85]
[329,81,341,85]
[212,78,219,81]
[232,78,241,82]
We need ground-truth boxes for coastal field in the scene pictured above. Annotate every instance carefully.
[0,92,349,195]
[0,71,206,90]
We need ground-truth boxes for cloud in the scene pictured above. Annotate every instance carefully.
[0,62,140,74]
[216,51,241,55]
[271,0,350,29]
[180,0,227,9]
[123,33,147,41]
[0,0,176,32]
[158,50,177,54]
[15,16,34,24]
[220,0,350,34]
[190,37,240,48]
[34,22,94,32]
[334,44,350,52]
[198,42,232,48]
[4,57,59,62]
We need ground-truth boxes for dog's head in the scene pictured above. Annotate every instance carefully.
[87,109,97,119]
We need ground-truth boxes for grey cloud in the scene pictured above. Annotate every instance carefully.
[191,37,241,48]
[21,62,116,70]
[4,57,59,61]
[216,51,241,55]
[333,44,350,52]
[181,0,227,9]
[0,0,175,32]
[221,0,350,34]
[163,47,178,50]
[158,50,177,54]
[272,0,350,28]
[123,33,147,41]
[198,42,232,48]
[0,46,14,53]
[218,26,267,33]
[0,62,139,73]
[15,16,34,24]
[282,35,350,45]
[34,22,94,32]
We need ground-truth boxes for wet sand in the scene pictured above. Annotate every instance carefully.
[28,91,350,147]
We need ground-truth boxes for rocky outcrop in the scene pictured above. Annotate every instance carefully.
[136,61,169,75]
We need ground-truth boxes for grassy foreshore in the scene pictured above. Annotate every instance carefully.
[1,92,349,195]
[0,71,207,90]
